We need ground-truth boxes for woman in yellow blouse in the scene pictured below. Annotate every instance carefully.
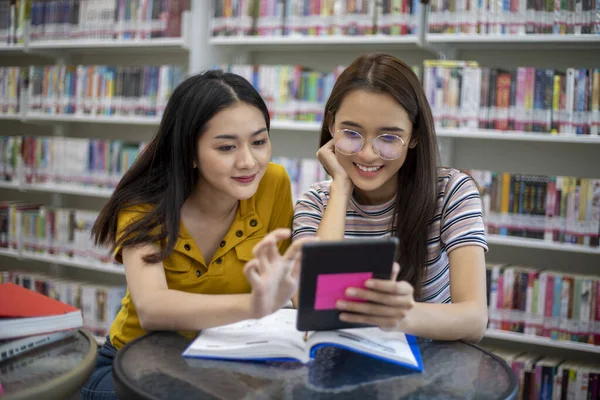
[81,71,310,400]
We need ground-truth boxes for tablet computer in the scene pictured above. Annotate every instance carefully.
[296,237,399,332]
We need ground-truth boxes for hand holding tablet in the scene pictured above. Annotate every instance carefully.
[296,237,406,332]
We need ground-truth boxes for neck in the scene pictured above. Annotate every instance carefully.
[353,176,398,206]
[182,178,239,220]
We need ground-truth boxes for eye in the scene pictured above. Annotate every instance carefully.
[341,129,362,139]
[253,139,268,146]
[379,134,402,143]
[218,145,235,152]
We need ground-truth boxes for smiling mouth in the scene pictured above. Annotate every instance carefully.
[353,162,384,173]
[232,174,257,183]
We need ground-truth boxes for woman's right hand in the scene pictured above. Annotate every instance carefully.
[316,139,353,195]
[243,229,317,319]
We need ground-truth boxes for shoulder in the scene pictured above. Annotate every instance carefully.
[256,162,290,193]
[296,180,333,208]
[116,203,155,230]
[437,167,479,200]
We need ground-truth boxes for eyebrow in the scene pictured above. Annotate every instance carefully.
[339,120,405,133]
[214,127,268,140]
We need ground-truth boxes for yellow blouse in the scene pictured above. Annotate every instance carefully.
[109,163,293,350]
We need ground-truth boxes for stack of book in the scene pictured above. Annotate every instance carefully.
[1,270,126,341]
[0,282,83,362]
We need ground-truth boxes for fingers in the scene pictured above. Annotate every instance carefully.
[336,299,404,318]
[341,286,414,308]
[243,259,262,286]
[365,279,414,297]
[390,262,400,281]
[338,313,400,331]
[252,228,291,263]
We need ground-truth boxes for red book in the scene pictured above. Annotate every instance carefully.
[0,283,83,340]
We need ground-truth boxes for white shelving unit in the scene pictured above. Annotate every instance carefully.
[487,235,600,255]
[0,248,124,275]
[210,35,421,51]
[484,329,600,354]
[426,34,600,50]
[27,37,190,52]
[24,113,162,126]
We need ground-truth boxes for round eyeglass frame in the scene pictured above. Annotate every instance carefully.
[332,128,407,160]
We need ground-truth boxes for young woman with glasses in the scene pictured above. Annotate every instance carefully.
[292,53,489,342]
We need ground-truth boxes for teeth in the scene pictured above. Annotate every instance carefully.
[355,163,382,172]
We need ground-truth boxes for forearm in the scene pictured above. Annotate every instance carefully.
[316,183,350,240]
[400,301,488,342]
[137,290,254,332]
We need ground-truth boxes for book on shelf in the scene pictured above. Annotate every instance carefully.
[469,169,600,248]
[182,308,423,371]
[211,0,419,37]
[0,282,83,340]
[26,64,185,117]
[0,135,146,189]
[423,60,600,136]
[486,346,600,399]
[428,0,599,35]
[485,263,600,346]
[0,202,119,265]
[27,0,189,42]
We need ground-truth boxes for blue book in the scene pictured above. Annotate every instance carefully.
[181,309,423,372]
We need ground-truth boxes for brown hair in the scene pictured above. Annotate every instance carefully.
[320,53,439,300]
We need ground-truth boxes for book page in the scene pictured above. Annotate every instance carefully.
[308,328,418,368]
[183,309,309,363]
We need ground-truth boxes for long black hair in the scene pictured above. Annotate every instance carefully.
[320,53,440,301]
[92,70,270,264]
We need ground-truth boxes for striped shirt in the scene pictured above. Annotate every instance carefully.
[292,167,488,304]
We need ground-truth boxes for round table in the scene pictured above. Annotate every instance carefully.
[0,329,97,400]
[113,331,518,400]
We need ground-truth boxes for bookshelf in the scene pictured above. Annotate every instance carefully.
[23,113,162,126]
[485,329,600,354]
[0,181,113,198]
[425,34,600,50]
[209,35,422,51]
[1,2,599,361]
[26,37,190,53]
[487,235,600,255]
[0,248,124,276]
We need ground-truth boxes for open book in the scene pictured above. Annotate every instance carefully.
[182,309,423,372]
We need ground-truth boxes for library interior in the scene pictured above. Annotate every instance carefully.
[0,1,599,399]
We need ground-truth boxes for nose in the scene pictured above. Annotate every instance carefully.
[355,138,380,163]
[236,144,257,170]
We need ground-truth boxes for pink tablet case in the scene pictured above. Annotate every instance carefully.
[314,272,373,310]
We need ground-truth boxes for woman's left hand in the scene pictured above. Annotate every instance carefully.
[336,262,415,331]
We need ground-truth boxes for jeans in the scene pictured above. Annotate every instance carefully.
[80,336,119,400]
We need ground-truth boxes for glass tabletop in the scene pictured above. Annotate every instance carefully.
[114,332,518,400]
[0,330,97,400]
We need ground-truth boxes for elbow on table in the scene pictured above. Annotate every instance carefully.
[466,311,488,343]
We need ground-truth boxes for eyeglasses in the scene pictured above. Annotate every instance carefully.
[332,129,407,160]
